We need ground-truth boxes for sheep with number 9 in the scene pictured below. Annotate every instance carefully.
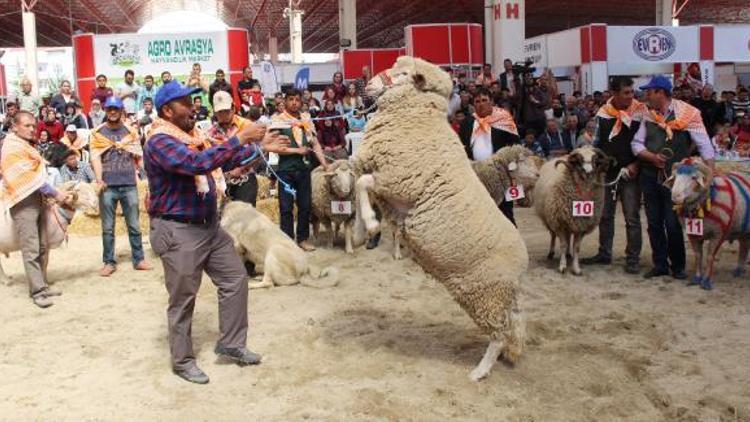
[665,158,750,290]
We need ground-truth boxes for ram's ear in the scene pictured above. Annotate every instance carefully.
[663,174,676,189]
[412,73,427,91]
[508,161,518,171]
[695,175,706,189]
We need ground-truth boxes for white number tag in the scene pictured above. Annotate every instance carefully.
[572,201,595,217]
[504,185,525,202]
[331,201,353,215]
[685,218,704,236]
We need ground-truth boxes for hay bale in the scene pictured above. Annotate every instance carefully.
[83,180,149,217]
[68,211,150,237]
[716,160,750,175]
[256,198,280,224]
[257,176,274,200]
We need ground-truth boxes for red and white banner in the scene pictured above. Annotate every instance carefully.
[484,0,525,70]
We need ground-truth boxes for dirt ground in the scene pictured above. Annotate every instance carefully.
[0,207,748,421]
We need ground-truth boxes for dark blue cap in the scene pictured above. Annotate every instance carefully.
[154,81,202,111]
[103,96,123,109]
[639,75,673,92]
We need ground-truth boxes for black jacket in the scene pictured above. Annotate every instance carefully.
[459,115,520,160]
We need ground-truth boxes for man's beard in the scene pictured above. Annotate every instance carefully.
[177,116,196,132]
[553,108,564,118]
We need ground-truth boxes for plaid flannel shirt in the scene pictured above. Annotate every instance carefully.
[144,133,259,221]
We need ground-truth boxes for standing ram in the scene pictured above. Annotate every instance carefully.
[666,158,750,290]
[352,56,528,381]
[311,159,356,254]
[533,146,610,275]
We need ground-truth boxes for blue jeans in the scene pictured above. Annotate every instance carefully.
[100,185,145,266]
[640,172,685,273]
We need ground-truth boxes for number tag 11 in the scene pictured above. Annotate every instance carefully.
[685,218,704,236]
[505,185,525,202]
[572,201,595,217]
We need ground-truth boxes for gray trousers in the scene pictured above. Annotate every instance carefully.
[596,176,642,265]
[150,218,249,371]
[10,192,49,296]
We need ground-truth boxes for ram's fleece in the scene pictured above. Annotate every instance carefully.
[471,145,541,206]
[533,146,609,275]
[352,56,528,381]
[220,201,337,289]
[311,160,356,253]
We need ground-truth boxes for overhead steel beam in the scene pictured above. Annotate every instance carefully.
[74,0,116,32]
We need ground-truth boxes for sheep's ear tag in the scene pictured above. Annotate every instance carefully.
[508,161,518,171]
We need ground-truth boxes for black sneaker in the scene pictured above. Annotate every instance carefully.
[624,263,640,274]
[580,254,612,265]
[672,269,688,280]
[644,268,669,279]
[215,345,262,366]
[173,366,209,384]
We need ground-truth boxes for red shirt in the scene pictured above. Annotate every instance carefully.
[91,87,114,104]
[37,120,64,142]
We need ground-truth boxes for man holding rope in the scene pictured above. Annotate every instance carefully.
[632,75,714,280]
[582,76,647,274]
[145,81,290,384]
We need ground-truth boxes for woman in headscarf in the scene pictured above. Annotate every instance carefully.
[315,99,348,160]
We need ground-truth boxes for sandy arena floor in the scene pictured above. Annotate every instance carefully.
[0,207,748,421]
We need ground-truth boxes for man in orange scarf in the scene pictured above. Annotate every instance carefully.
[1,111,70,308]
[632,75,714,281]
[582,76,647,274]
[458,87,520,224]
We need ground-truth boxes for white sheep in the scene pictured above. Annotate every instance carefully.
[471,144,541,207]
[533,146,610,275]
[311,160,356,254]
[666,158,750,290]
[220,201,337,289]
[0,181,99,285]
[352,56,528,381]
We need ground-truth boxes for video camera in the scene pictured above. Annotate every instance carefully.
[511,60,536,76]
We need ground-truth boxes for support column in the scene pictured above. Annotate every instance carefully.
[338,0,357,49]
[269,35,279,64]
[655,0,677,26]
[22,10,39,96]
[484,0,525,72]
[285,0,304,64]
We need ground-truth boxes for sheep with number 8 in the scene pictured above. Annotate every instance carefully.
[533,146,611,275]
[665,158,750,290]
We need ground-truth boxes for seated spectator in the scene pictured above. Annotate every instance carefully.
[322,86,344,115]
[329,71,347,102]
[316,99,348,160]
[345,107,368,154]
[712,123,735,153]
[192,96,210,121]
[577,119,596,147]
[545,98,565,127]
[342,82,363,114]
[450,110,466,134]
[89,99,106,127]
[561,114,580,148]
[36,129,54,157]
[60,124,88,159]
[732,115,750,156]
[248,83,264,107]
[59,148,95,184]
[1,101,17,132]
[247,105,271,125]
[522,129,543,156]
[537,118,571,158]
[37,108,64,142]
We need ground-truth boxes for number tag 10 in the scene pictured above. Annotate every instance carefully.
[685,218,704,236]
[572,201,595,217]
[505,185,525,202]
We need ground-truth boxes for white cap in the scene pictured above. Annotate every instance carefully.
[65,124,77,132]
[213,91,233,112]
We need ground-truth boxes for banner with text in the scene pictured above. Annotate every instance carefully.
[93,31,229,77]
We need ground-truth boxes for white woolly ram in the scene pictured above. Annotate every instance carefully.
[311,160,356,254]
[352,56,528,381]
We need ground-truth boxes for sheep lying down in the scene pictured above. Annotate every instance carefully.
[220,201,337,289]
[353,56,528,381]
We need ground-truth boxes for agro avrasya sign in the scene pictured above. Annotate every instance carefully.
[92,32,229,78]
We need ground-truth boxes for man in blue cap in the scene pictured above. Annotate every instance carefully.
[90,96,152,277]
[631,75,714,282]
[144,81,289,384]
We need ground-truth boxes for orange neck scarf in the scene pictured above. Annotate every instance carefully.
[596,98,647,141]
[472,107,518,140]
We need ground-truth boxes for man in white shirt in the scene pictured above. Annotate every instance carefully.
[116,69,140,116]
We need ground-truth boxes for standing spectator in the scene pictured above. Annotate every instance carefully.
[59,148,95,184]
[537,118,571,158]
[37,108,64,142]
[716,90,736,125]
[499,59,517,98]
[475,63,496,87]
[192,97,210,121]
[342,82,363,114]
[732,88,750,117]
[90,96,152,277]
[91,75,113,105]
[316,100,348,160]
[15,78,40,112]
[117,69,140,116]
[355,66,374,108]
[545,98,565,127]
[329,71,347,103]
[521,76,548,135]
[186,75,209,111]
[137,97,157,124]
[271,89,331,251]
[208,69,233,108]
[691,84,719,137]
[458,87,520,224]
[1,101,18,132]
[237,66,259,98]
[189,63,211,92]
[50,80,79,116]
[321,86,344,115]
[160,71,172,85]
[62,103,87,129]
[89,99,106,127]
[137,75,159,111]
[632,75,714,282]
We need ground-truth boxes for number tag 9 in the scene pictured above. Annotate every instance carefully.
[505,185,525,202]
[572,201,595,217]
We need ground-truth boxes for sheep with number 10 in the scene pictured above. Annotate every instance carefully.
[666,158,750,290]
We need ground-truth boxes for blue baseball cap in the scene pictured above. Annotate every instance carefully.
[154,81,202,111]
[103,96,123,110]
[639,75,673,92]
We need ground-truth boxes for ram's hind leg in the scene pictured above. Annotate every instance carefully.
[570,233,583,276]
[558,232,570,274]
[469,340,504,382]
[546,231,556,260]
[0,258,10,286]
[732,237,750,278]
